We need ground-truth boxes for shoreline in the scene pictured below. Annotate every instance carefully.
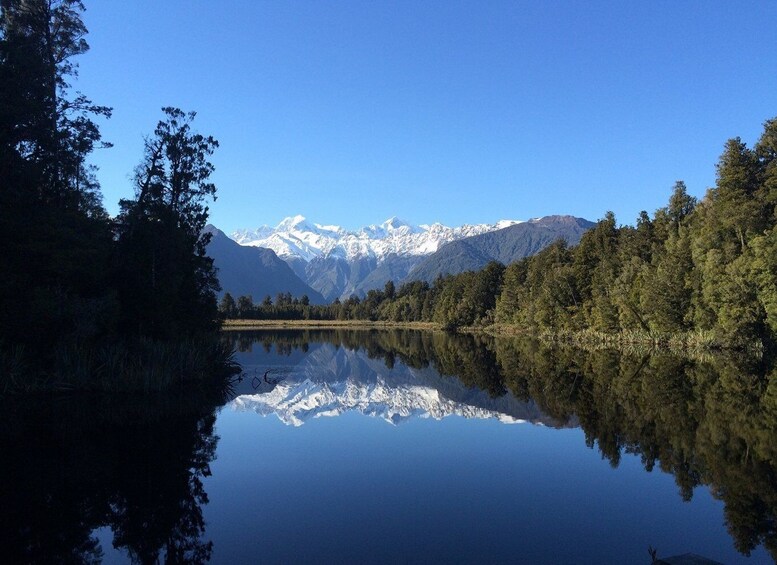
[220,320,763,355]
[221,319,441,331]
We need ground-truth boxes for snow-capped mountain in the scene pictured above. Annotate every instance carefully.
[232,215,522,263]
[222,214,593,301]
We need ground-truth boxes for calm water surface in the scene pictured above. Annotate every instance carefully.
[4,330,775,564]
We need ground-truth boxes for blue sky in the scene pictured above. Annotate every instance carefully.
[76,1,777,233]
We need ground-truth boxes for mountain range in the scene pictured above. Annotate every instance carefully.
[208,214,594,302]
[232,215,522,262]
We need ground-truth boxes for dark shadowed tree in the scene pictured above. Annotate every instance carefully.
[384,280,396,300]
[218,292,236,318]
[236,295,254,319]
[0,0,115,353]
[0,0,111,210]
[114,108,220,339]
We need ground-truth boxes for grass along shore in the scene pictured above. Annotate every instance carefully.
[223,319,764,355]
[221,319,441,331]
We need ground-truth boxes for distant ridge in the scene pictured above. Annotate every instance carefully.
[205,225,326,304]
[406,215,595,282]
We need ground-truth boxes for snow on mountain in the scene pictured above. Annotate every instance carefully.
[232,216,524,263]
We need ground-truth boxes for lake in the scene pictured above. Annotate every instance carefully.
[3,330,775,563]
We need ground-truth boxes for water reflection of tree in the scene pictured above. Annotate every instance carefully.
[496,339,777,560]
[232,328,777,560]
[0,392,220,564]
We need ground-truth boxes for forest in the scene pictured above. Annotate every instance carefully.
[0,1,235,392]
[225,117,777,352]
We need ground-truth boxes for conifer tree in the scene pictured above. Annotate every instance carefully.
[219,292,237,318]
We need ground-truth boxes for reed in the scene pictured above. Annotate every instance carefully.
[0,336,240,395]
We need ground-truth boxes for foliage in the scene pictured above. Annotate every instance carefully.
[0,1,231,391]
[113,108,221,340]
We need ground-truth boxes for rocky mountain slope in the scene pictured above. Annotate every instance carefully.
[233,215,521,263]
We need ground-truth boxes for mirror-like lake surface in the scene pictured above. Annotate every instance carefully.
[4,330,776,564]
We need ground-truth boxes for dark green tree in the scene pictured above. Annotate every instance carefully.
[0,0,111,210]
[710,138,762,254]
[495,260,526,323]
[660,181,697,237]
[384,280,396,300]
[573,212,619,331]
[236,295,254,319]
[218,292,237,318]
[642,229,694,332]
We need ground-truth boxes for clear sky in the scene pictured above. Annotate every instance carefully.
[75,1,777,233]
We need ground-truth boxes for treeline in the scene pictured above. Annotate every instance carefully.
[221,271,502,325]
[220,279,432,321]
[0,1,234,391]
[223,118,777,349]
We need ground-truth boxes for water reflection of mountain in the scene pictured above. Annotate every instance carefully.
[230,342,571,427]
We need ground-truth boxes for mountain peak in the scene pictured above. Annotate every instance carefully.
[527,215,595,228]
[276,215,310,230]
[204,223,221,235]
[225,212,592,302]
[382,216,411,230]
